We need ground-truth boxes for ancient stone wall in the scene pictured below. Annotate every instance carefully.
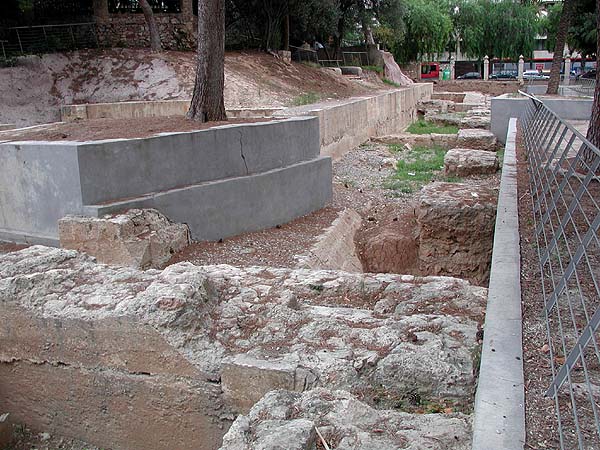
[0,245,488,449]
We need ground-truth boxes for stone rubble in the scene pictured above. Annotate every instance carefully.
[219,389,472,450]
[58,209,189,269]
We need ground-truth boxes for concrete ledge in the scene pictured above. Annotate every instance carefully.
[472,117,525,450]
[84,157,333,242]
[60,100,283,121]
[491,94,593,143]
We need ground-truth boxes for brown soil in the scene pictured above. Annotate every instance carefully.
[0,117,272,142]
[517,128,567,449]
[433,80,520,96]
[0,241,28,254]
[0,48,384,128]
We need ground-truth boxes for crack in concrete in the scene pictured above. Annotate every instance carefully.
[238,130,249,175]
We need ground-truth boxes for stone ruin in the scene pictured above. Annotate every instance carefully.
[0,245,487,449]
[59,209,190,269]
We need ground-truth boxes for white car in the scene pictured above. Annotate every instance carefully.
[523,70,549,80]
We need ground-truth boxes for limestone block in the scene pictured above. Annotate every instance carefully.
[457,128,497,151]
[460,115,491,129]
[444,148,499,177]
[221,355,317,414]
[59,209,189,269]
[417,182,497,285]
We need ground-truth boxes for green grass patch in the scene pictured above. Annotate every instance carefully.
[383,78,400,87]
[291,92,320,106]
[406,119,459,135]
[383,145,461,194]
[362,65,384,74]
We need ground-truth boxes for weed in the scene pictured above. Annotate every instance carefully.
[362,65,384,74]
[496,148,505,168]
[443,175,463,183]
[382,78,400,87]
[0,57,18,68]
[406,119,459,135]
[383,145,446,194]
[309,283,324,292]
[291,92,320,106]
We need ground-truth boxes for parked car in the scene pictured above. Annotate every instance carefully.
[523,70,549,80]
[457,72,481,80]
[577,69,596,80]
[490,70,517,80]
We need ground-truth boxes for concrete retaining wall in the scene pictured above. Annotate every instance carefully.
[0,117,331,244]
[277,85,433,158]
[472,118,525,450]
[491,94,593,143]
[61,101,283,122]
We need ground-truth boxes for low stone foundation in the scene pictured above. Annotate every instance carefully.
[417,182,498,285]
[0,245,487,449]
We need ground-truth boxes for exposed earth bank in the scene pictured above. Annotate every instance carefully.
[0,49,385,127]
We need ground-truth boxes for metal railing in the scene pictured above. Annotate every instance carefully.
[569,78,597,97]
[342,51,369,67]
[0,23,97,56]
[521,92,600,449]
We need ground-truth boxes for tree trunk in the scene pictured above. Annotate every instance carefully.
[139,0,162,52]
[546,0,572,95]
[361,17,375,45]
[580,0,599,173]
[187,0,227,123]
[283,14,289,51]
[585,0,600,148]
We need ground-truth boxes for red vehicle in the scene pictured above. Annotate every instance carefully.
[421,62,440,79]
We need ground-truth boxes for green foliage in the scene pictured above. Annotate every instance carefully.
[453,0,539,60]
[394,0,453,62]
[291,92,320,106]
[542,0,597,58]
[406,119,459,134]
[362,65,384,73]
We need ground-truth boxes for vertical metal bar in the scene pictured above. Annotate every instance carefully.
[16,29,23,54]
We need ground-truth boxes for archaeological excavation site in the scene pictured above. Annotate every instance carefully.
[2,1,600,449]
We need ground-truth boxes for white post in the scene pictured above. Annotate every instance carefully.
[450,56,456,80]
[483,55,489,81]
[564,54,572,86]
[518,55,524,83]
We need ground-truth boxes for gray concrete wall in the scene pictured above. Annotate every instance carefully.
[0,143,83,244]
[75,117,319,204]
[277,85,433,159]
[472,118,525,450]
[0,118,329,244]
[491,94,593,143]
[85,157,333,242]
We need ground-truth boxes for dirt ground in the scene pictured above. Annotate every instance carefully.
[0,116,272,142]
[0,49,384,127]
